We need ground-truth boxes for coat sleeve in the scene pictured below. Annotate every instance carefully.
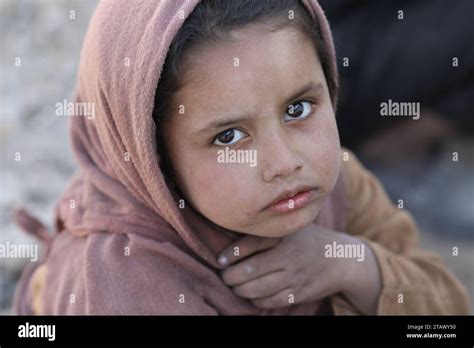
[331,149,470,315]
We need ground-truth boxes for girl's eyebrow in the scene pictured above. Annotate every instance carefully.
[196,81,323,135]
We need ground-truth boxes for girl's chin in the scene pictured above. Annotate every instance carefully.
[217,201,321,238]
[272,203,321,235]
[246,212,321,238]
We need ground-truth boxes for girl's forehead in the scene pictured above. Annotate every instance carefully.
[169,58,327,140]
[177,27,321,101]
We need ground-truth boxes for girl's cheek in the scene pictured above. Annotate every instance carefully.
[191,163,257,228]
[204,162,248,195]
[322,133,341,190]
[198,162,255,203]
[305,115,340,188]
[192,159,233,196]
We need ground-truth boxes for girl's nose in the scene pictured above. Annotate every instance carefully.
[260,131,304,182]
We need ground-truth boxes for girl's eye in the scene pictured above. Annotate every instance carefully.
[213,128,247,146]
[284,101,313,121]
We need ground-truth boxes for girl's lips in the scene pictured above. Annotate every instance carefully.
[268,189,316,214]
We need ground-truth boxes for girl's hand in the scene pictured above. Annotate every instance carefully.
[217,224,382,314]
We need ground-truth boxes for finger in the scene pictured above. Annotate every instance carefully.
[218,235,280,267]
[251,288,297,309]
[221,250,286,286]
[232,270,287,299]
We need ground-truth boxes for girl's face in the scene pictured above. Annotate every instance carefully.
[161,26,341,238]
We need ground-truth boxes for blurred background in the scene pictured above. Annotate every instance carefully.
[1,0,473,314]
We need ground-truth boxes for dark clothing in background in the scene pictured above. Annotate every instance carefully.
[319,0,474,148]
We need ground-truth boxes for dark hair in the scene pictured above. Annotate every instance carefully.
[153,0,337,174]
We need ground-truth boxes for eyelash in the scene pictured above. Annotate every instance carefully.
[210,99,317,148]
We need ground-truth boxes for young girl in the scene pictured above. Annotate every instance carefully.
[14,0,469,315]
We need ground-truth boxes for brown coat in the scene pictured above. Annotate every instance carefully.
[332,150,470,314]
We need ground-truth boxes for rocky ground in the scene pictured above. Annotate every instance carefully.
[1,0,98,314]
[1,0,472,314]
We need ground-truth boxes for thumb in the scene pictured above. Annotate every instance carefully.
[217,235,280,267]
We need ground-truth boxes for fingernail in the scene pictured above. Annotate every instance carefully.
[218,255,228,266]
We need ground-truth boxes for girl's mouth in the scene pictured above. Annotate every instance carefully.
[267,188,317,214]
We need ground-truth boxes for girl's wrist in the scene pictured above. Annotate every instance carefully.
[340,238,382,315]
